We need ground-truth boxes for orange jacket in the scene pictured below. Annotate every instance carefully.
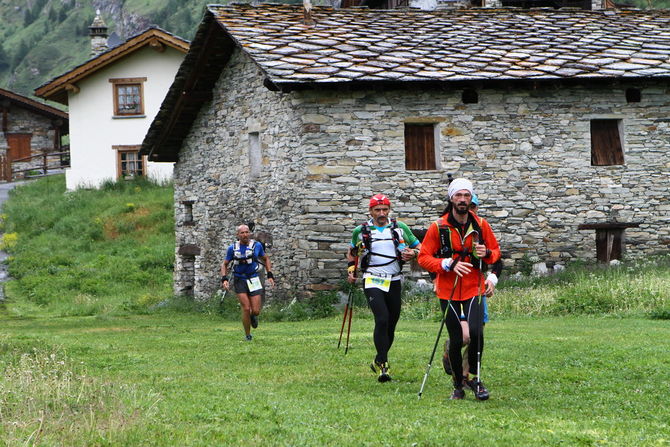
[418,210,501,301]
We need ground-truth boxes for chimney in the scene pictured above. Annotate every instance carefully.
[303,0,314,26]
[89,10,109,57]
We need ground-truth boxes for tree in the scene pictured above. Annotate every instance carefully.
[24,8,35,27]
[48,5,58,21]
[0,45,9,71]
[13,40,29,66]
[58,7,68,23]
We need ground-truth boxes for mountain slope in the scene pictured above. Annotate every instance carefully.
[0,0,205,97]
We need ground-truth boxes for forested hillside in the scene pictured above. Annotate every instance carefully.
[0,0,209,97]
[0,0,663,99]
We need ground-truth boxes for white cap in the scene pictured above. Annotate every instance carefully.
[448,178,474,199]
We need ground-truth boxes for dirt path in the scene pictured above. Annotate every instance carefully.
[0,182,20,301]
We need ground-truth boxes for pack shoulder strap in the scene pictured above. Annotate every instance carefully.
[360,220,403,271]
[436,218,453,258]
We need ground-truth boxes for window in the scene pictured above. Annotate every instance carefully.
[248,132,261,178]
[109,77,146,116]
[405,123,437,170]
[625,88,641,104]
[182,201,195,226]
[462,89,479,104]
[114,145,146,178]
[590,119,624,166]
[6,133,32,161]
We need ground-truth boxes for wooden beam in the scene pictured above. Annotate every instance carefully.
[65,83,80,94]
[149,38,165,53]
[181,90,213,104]
[578,222,641,230]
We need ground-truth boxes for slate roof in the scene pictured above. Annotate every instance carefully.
[0,87,69,134]
[209,4,670,87]
[141,4,670,162]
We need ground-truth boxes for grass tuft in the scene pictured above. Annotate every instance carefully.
[0,336,161,445]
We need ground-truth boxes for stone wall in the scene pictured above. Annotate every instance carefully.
[174,47,670,299]
[173,47,305,299]
[0,106,60,159]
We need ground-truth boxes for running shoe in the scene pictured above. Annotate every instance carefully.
[370,361,392,382]
[245,334,253,341]
[378,362,392,382]
[250,314,258,328]
[464,377,489,401]
[450,387,465,400]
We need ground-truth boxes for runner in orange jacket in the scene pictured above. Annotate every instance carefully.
[418,178,501,400]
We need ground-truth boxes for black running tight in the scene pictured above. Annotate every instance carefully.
[365,280,402,364]
[440,296,485,386]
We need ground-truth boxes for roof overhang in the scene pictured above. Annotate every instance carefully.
[141,12,234,162]
[1,87,69,133]
[34,27,190,105]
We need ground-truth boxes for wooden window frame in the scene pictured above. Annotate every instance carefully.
[404,122,439,171]
[114,145,146,179]
[590,119,624,166]
[109,77,146,117]
[6,133,32,161]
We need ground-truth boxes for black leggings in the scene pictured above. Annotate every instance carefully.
[440,296,485,386]
[365,279,402,364]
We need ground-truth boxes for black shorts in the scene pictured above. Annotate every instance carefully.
[233,276,263,296]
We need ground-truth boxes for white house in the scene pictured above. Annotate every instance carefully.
[34,13,189,190]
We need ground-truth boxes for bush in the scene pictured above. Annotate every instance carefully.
[649,307,670,320]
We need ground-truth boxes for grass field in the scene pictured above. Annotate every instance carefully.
[1,176,669,445]
[2,313,669,446]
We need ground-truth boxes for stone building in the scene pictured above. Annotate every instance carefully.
[0,87,69,181]
[142,4,670,299]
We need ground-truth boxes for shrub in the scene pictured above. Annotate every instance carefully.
[0,232,18,250]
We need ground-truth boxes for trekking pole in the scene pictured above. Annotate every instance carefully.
[337,285,354,349]
[220,259,235,306]
[476,239,485,386]
[338,255,358,352]
[418,276,458,399]
[344,288,354,354]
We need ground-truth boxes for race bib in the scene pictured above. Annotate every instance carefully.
[364,276,391,292]
[246,276,263,292]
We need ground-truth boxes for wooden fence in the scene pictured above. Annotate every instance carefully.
[0,147,70,182]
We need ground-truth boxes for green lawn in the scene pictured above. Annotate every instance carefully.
[2,313,668,446]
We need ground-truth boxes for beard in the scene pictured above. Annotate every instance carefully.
[454,202,469,215]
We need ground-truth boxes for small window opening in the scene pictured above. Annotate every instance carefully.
[462,89,479,104]
[249,132,261,178]
[625,88,641,103]
[590,119,624,166]
[182,201,194,226]
[404,123,438,171]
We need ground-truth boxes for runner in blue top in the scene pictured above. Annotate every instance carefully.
[221,224,274,341]
[347,194,421,382]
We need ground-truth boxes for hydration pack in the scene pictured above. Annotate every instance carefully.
[360,218,405,273]
[436,214,484,269]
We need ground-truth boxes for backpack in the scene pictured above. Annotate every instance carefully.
[436,213,485,270]
[360,218,404,273]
